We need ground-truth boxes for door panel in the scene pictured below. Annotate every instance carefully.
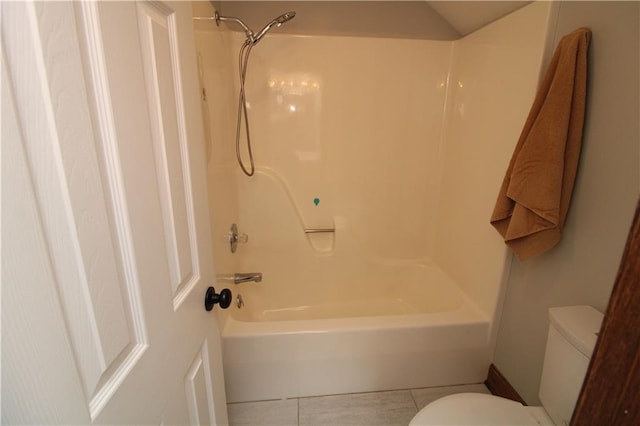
[136,1,201,309]
[2,49,90,425]
[2,2,148,419]
[2,1,228,424]
[185,339,217,425]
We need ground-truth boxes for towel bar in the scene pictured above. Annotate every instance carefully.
[304,228,335,234]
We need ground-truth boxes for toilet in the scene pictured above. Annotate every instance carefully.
[410,305,603,425]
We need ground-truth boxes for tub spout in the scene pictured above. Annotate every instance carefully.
[234,272,262,284]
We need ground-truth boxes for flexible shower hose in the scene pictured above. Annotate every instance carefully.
[236,39,255,176]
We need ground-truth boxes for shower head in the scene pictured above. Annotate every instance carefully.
[215,10,296,45]
[276,11,296,25]
[253,11,296,44]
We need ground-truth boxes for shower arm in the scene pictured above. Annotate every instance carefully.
[215,11,255,42]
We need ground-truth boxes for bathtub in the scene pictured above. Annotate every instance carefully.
[221,260,491,403]
[199,0,555,403]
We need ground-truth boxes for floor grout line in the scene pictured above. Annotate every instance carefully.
[408,389,420,413]
[228,383,489,405]
[296,387,424,400]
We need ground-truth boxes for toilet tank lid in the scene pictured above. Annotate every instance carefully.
[549,306,603,357]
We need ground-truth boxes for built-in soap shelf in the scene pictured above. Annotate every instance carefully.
[304,222,335,254]
[304,227,335,234]
[244,168,337,254]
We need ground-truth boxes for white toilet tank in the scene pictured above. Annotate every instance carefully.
[538,306,603,426]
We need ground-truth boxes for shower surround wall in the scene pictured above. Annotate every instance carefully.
[236,35,451,261]
[434,2,555,328]
[195,1,553,401]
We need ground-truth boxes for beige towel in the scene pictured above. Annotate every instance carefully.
[491,28,591,261]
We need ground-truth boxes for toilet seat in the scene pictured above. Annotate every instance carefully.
[410,393,554,425]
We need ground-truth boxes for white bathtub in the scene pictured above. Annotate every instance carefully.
[200,0,555,404]
[221,261,491,403]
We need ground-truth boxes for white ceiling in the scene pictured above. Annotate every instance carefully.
[427,1,532,35]
[208,1,531,40]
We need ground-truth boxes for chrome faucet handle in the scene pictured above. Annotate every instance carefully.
[229,223,248,253]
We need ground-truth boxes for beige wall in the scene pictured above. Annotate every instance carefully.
[493,1,640,405]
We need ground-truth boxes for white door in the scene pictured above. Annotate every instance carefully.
[2,1,229,424]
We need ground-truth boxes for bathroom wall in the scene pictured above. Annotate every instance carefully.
[493,1,640,405]
[433,2,553,322]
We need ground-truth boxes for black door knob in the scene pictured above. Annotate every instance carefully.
[204,286,232,311]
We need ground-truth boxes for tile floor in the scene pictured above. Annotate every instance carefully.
[227,383,490,426]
